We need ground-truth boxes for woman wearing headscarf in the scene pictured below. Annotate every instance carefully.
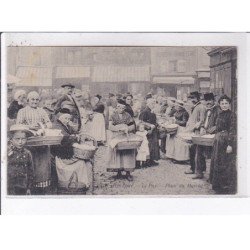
[16,91,52,130]
[16,91,52,194]
[8,90,26,120]
[51,110,92,194]
[107,99,136,181]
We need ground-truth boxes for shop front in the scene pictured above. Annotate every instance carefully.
[152,76,195,100]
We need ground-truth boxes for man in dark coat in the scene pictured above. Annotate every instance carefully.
[192,93,221,179]
[54,84,81,131]
[139,98,160,166]
[185,91,206,175]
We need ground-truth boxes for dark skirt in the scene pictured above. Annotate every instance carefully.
[210,131,237,194]
[147,129,160,161]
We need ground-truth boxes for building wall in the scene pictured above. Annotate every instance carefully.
[208,47,237,112]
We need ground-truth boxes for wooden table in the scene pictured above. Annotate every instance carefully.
[26,136,63,186]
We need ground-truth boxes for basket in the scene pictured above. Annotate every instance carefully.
[164,124,178,134]
[166,127,178,134]
[73,147,97,160]
[178,133,193,144]
[192,135,215,146]
[73,133,97,160]
[116,140,142,150]
[27,136,63,146]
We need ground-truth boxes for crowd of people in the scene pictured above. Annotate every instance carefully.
[7,83,237,195]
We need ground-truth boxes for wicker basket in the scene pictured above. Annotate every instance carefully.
[73,146,97,160]
[192,135,215,146]
[27,136,63,146]
[73,134,97,160]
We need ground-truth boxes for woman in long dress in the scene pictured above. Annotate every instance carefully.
[91,95,106,144]
[172,100,190,162]
[209,95,237,194]
[51,111,91,194]
[107,99,136,181]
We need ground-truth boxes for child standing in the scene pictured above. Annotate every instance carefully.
[136,123,150,168]
[7,125,34,195]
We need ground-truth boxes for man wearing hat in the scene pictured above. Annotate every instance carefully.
[185,91,206,175]
[192,92,220,179]
[54,84,81,131]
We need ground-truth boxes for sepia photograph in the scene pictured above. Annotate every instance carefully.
[1,33,240,198]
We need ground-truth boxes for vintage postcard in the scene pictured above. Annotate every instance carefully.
[0,33,248,213]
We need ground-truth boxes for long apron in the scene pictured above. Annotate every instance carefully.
[173,126,191,161]
[107,131,136,172]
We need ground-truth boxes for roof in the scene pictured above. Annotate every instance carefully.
[152,76,195,85]
[16,66,52,86]
[55,66,90,79]
[92,66,150,82]
[207,46,237,56]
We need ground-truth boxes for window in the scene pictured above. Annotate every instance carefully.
[177,60,186,73]
[169,60,178,72]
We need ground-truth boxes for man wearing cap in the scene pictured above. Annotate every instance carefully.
[192,92,220,179]
[54,84,81,131]
[185,91,206,175]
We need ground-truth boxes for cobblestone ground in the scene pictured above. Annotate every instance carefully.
[92,146,215,195]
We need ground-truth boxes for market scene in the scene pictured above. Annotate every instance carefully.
[6,46,237,195]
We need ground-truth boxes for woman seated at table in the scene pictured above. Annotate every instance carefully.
[107,99,136,181]
[16,91,52,131]
[15,91,52,193]
[51,110,91,194]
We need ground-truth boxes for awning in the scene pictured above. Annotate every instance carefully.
[92,66,150,82]
[55,66,90,79]
[152,76,195,85]
[16,66,52,86]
